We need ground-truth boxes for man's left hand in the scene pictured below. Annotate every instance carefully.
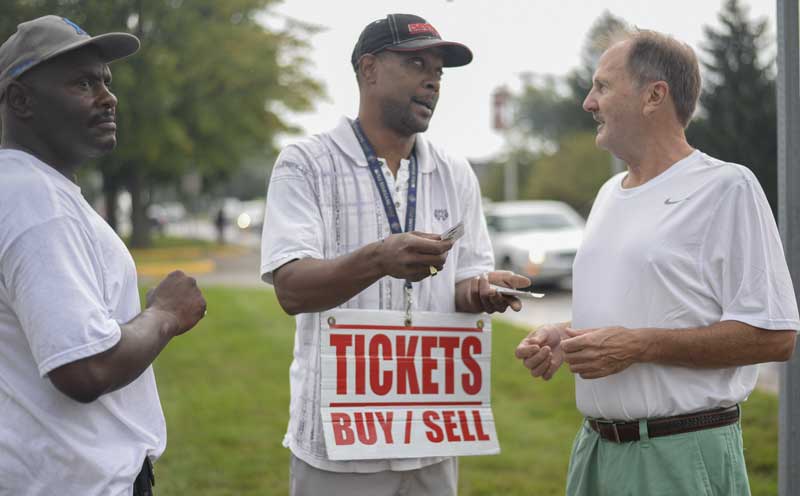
[456,270,531,314]
[561,326,646,379]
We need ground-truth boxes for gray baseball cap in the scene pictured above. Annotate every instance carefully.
[0,15,140,95]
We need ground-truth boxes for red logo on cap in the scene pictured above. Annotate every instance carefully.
[408,23,439,36]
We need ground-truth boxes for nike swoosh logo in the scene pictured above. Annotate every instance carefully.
[664,197,689,205]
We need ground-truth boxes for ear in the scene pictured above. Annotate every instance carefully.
[358,54,380,86]
[642,81,669,117]
[4,81,35,119]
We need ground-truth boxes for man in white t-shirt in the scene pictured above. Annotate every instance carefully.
[515,29,799,495]
[0,16,207,496]
[261,13,530,496]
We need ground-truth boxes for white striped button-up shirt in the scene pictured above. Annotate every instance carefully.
[260,117,494,473]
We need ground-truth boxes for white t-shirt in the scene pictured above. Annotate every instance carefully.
[572,150,800,421]
[260,117,495,473]
[0,150,166,495]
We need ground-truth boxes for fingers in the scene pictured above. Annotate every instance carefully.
[476,274,513,313]
[515,341,541,359]
[381,233,454,280]
[529,350,553,377]
[524,346,551,372]
[405,232,454,255]
[487,270,531,289]
[410,231,444,241]
[150,270,206,335]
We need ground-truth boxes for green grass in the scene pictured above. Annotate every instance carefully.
[151,287,780,495]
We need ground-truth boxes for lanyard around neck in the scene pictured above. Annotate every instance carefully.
[350,119,420,324]
[350,119,418,235]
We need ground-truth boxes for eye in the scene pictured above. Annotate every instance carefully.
[77,79,92,90]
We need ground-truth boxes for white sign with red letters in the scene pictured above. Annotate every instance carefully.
[320,309,499,460]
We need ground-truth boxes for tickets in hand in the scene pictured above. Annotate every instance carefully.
[440,221,465,241]
[489,284,545,299]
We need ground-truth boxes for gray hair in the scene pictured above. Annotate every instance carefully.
[623,30,701,128]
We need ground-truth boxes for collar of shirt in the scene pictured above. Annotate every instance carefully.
[328,116,438,173]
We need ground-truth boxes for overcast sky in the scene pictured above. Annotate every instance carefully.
[272,0,777,160]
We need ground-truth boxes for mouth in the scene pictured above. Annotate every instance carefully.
[592,114,604,131]
[89,114,117,131]
[411,97,435,114]
[92,118,117,132]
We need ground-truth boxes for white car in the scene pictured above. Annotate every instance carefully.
[485,201,585,287]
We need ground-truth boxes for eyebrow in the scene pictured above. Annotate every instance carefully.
[73,66,112,81]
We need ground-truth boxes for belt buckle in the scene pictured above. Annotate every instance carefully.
[595,419,622,443]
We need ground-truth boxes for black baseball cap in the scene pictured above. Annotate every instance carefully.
[351,14,473,71]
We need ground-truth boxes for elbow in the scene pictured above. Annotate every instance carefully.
[274,285,302,315]
[63,388,102,404]
[52,379,104,404]
[49,360,109,404]
[777,332,798,362]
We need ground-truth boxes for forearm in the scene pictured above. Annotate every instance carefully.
[49,307,178,402]
[454,278,476,312]
[273,242,386,315]
[639,320,797,368]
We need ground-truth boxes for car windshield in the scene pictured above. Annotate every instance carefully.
[487,212,575,233]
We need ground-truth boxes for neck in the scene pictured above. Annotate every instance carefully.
[1,129,79,183]
[619,127,694,188]
[357,109,415,175]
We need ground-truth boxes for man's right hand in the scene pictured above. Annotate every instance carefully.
[515,322,569,380]
[377,231,454,282]
[146,270,206,336]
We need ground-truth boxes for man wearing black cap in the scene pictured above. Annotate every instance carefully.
[261,13,529,496]
[0,16,206,495]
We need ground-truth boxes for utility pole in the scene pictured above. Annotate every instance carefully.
[777,1,800,495]
[492,86,518,201]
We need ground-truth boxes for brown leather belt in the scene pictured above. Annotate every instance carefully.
[587,405,740,443]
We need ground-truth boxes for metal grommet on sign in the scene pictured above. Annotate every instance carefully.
[476,319,484,329]
[404,317,413,327]
[327,316,336,327]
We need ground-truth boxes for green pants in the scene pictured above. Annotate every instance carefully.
[566,418,750,496]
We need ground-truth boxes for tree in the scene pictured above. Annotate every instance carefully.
[1,1,323,246]
[494,11,626,207]
[524,132,613,216]
[514,11,628,145]
[687,0,777,212]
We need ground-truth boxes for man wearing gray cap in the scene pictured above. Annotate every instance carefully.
[0,16,206,495]
[261,13,529,496]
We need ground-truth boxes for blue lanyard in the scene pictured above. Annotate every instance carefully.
[350,119,418,235]
[350,119,419,321]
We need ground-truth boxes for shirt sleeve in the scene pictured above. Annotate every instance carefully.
[2,216,122,377]
[700,174,800,331]
[260,148,326,284]
[454,160,495,282]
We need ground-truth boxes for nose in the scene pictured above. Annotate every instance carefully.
[582,91,597,113]
[424,73,440,93]
[98,83,118,110]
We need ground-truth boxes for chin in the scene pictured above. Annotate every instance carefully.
[88,138,118,157]
[405,116,431,134]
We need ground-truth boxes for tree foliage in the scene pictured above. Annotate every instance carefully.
[1,0,323,246]
[524,132,613,216]
[494,11,626,208]
[687,0,777,212]
[514,11,628,144]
